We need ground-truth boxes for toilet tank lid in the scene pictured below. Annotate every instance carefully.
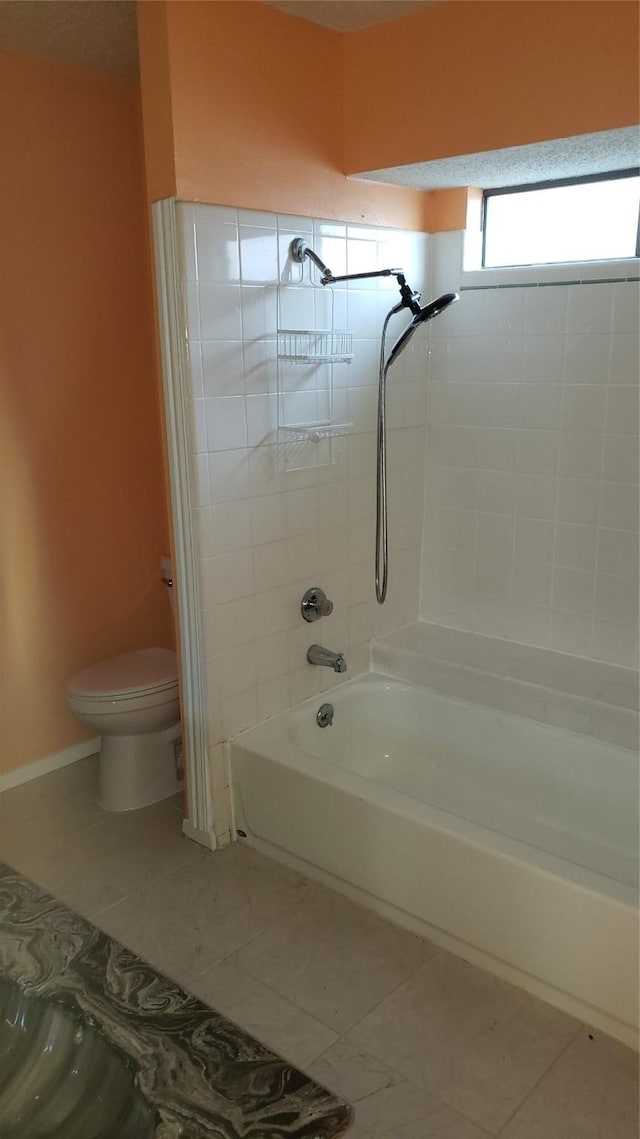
[67,648,178,699]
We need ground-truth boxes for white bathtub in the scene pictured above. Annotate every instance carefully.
[232,673,639,1048]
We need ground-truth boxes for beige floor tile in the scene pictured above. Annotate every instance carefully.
[0,756,103,866]
[93,843,316,983]
[308,1040,489,1138]
[187,959,338,1068]
[8,799,203,916]
[501,1028,639,1139]
[233,885,433,1033]
[348,950,579,1134]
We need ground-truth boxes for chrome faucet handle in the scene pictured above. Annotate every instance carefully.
[301,587,334,623]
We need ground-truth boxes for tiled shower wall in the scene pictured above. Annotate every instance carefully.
[176,204,429,839]
[422,233,640,669]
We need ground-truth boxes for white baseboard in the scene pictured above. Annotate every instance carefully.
[0,738,101,794]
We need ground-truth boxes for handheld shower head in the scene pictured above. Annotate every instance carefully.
[385,292,459,371]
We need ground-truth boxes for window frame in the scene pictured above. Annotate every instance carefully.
[481,168,640,269]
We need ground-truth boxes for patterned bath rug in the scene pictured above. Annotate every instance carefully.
[0,862,351,1138]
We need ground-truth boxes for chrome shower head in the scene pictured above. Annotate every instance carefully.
[385,292,459,370]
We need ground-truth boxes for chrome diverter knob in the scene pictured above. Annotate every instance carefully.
[301,587,334,623]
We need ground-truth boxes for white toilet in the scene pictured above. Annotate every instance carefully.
[66,647,183,811]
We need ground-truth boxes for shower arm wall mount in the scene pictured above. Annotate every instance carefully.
[290,237,421,314]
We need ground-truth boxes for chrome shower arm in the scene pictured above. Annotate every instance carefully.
[320,267,404,285]
[290,238,333,279]
[289,238,416,304]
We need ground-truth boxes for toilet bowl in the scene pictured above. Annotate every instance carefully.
[66,647,182,812]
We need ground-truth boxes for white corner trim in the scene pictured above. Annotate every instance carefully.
[152,198,215,846]
[182,818,217,850]
[0,738,100,795]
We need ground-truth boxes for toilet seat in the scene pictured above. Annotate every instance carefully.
[67,648,177,702]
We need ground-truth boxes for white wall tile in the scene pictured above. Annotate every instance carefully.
[521,334,564,383]
[524,286,568,335]
[239,226,279,284]
[220,689,259,739]
[566,282,614,334]
[177,204,197,281]
[237,209,276,229]
[199,283,242,340]
[202,549,253,605]
[194,214,240,283]
[552,566,595,614]
[421,242,638,666]
[517,429,559,476]
[476,470,513,514]
[192,453,210,507]
[252,539,290,592]
[208,449,251,503]
[594,572,639,624]
[204,599,255,653]
[613,280,640,333]
[512,562,553,606]
[519,385,562,430]
[201,340,244,397]
[606,384,639,433]
[554,523,597,571]
[516,474,556,520]
[564,334,610,384]
[207,500,252,554]
[592,618,639,670]
[600,481,639,531]
[609,334,640,384]
[550,611,593,657]
[205,396,248,451]
[242,340,277,396]
[561,385,607,432]
[597,527,639,577]
[250,494,287,546]
[556,478,601,526]
[602,433,639,484]
[514,517,554,564]
[557,432,603,480]
[245,393,277,447]
[189,399,207,454]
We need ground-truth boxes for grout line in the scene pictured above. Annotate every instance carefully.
[187,955,341,1062]
[494,1022,583,1136]
[340,944,442,1042]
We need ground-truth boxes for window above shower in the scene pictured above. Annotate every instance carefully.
[481,170,640,269]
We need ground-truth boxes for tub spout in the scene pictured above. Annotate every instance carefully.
[307,644,347,673]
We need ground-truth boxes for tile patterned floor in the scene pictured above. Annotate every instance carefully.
[0,756,637,1138]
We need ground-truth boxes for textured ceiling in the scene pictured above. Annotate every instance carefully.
[266,1,433,32]
[356,128,640,191]
[0,1,434,75]
[0,0,138,76]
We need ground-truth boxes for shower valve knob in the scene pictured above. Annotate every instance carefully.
[301,587,333,622]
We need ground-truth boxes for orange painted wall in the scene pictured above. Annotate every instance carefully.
[0,51,173,774]
[137,0,432,230]
[344,1,639,174]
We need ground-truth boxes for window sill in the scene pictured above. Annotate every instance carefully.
[461,257,640,290]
